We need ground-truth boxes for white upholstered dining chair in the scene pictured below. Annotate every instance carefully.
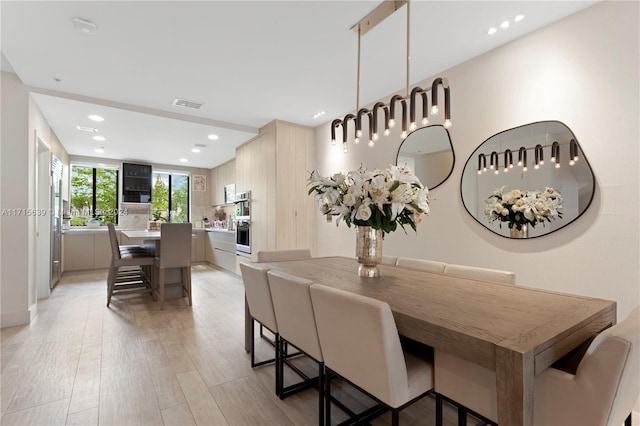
[256,248,311,262]
[310,284,434,426]
[106,222,155,307]
[153,223,192,309]
[435,263,516,424]
[239,262,280,394]
[436,306,640,426]
[396,257,447,273]
[267,270,325,424]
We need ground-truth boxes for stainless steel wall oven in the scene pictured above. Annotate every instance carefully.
[235,191,251,253]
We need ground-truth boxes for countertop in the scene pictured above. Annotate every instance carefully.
[206,228,235,234]
[63,226,212,235]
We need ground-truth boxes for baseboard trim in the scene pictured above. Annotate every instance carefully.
[1,308,31,328]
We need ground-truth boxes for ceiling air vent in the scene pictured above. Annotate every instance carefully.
[194,143,207,148]
[172,98,204,109]
[76,125,98,133]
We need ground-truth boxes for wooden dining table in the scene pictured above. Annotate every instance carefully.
[246,256,616,426]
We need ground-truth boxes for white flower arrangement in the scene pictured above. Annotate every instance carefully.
[484,186,563,231]
[307,165,430,235]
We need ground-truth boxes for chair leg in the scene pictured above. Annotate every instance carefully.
[391,410,399,426]
[158,268,165,309]
[436,394,443,426]
[458,406,467,426]
[276,335,282,396]
[106,266,116,307]
[318,362,325,426]
[183,266,192,306]
[325,369,332,426]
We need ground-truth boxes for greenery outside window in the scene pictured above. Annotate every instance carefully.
[151,172,189,223]
[70,165,119,226]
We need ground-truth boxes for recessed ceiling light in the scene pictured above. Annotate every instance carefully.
[514,14,524,22]
[192,148,201,153]
[94,147,104,154]
[208,134,219,140]
[76,125,98,133]
[180,158,188,163]
[312,111,326,119]
[488,27,497,35]
[88,114,104,122]
[500,20,510,29]
[93,135,106,141]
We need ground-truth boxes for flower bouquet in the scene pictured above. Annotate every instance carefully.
[484,186,563,231]
[307,165,430,236]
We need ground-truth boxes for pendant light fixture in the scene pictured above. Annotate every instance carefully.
[330,0,452,153]
[477,140,579,176]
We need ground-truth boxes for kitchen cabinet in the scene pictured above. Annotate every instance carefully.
[235,120,316,260]
[122,162,152,203]
[191,229,206,262]
[63,230,111,271]
[210,159,236,205]
[205,230,236,273]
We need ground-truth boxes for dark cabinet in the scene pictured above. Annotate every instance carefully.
[122,163,152,203]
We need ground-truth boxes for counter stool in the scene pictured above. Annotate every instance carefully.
[106,222,155,306]
[153,223,192,309]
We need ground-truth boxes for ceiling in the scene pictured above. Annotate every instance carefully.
[1,1,597,169]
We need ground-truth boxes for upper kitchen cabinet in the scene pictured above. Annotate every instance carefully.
[236,120,316,257]
[211,159,236,205]
[121,162,152,203]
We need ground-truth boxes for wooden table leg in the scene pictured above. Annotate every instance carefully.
[244,295,251,353]
[496,345,534,426]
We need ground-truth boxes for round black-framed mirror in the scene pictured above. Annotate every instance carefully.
[460,121,595,239]
[395,125,455,190]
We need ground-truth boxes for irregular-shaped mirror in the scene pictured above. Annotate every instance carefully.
[396,125,454,190]
[461,121,595,239]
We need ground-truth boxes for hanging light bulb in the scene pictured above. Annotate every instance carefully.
[570,139,579,165]
[490,151,498,171]
[478,154,486,174]
[534,144,543,168]
[330,119,341,146]
[517,147,527,171]
[504,149,512,172]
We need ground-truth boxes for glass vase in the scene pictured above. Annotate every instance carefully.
[356,226,382,277]
[510,224,529,238]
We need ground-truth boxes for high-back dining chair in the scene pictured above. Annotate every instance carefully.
[267,270,325,423]
[435,264,515,424]
[310,284,434,426]
[436,306,640,426]
[106,222,155,307]
[239,262,281,395]
[257,249,311,262]
[396,257,447,273]
[153,222,192,309]
[254,249,311,344]
[443,263,516,284]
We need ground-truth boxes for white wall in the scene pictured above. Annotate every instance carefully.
[1,71,31,326]
[315,2,639,320]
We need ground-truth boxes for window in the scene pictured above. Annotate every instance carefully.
[70,165,119,226]
[151,172,189,223]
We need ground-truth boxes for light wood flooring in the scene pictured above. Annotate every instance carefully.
[1,264,465,426]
